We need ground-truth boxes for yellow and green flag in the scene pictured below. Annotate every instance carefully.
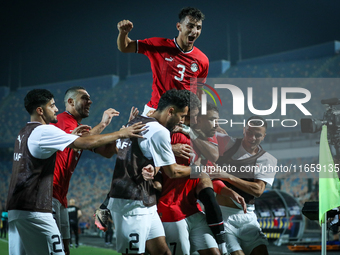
[319,125,340,224]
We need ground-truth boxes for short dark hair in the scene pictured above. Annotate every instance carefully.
[157,89,196,112]
[178,7,205,23]
[207,102,219,113]
[247,116,267,130]
[24,89,54,115]
[190,91,201,111]
[198,102,219,116]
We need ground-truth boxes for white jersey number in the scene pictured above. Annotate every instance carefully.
[174,64,185,81]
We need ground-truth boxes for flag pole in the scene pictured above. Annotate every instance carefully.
[321,212,327,255]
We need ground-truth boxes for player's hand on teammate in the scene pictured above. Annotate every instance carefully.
[117,20,133,34]
[142,164,155,180]
[229,189,247,214]
[192,128,208,139]
[171,125,184,134]
[101,108,120,127]
[128,106,139,122]
[72,125,92,136]
[118,122,146,139]
[172,143,192,160]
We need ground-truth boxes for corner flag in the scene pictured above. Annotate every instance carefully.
[319,125,340,224]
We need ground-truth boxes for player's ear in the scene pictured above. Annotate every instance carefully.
[68,98,74,106]
[176,22,182,32]
[168,107,175,116]
[36,106,43,116]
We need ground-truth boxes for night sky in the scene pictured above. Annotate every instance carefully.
[1,0,340,89]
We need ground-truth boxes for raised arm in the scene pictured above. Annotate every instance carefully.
[117,20,137,53]
[89,108,120,158]
[90,108,120,135]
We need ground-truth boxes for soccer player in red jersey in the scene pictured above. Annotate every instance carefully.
[117,7,208,115]
[51,86,124,254]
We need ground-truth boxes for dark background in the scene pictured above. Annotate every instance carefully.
[1,0,340,89]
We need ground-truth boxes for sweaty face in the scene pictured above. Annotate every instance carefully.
[74,90,92,119]
[197,110,219,138]
[242,125,266,153]
[166,106,189,131]
[42,99,58,124]
[177,16,202,51]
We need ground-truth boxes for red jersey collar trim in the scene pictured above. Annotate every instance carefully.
[65,111,81,126]
[173,38,194,54]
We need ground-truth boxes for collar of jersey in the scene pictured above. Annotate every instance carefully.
[173,38,194,54]
[65,111,81,126]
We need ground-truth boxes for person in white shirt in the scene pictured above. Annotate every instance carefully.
[6,89,145,255]
[107,89,199,255]
[210,116,277,255]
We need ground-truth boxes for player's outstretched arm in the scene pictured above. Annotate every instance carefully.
[210,171,267,198]
[117,19,137,53]
[162,163,192,179]
[213,180,247,213]
[68,122,145,151]
[91,107,139,158]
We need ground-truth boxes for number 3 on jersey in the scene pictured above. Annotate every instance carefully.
[174,64,185,81]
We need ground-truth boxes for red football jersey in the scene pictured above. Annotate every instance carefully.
[157,132,202,222]
[51,111,82,207]
[138,37,209,109]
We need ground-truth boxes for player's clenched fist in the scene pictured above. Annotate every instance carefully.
[117,20,133,33]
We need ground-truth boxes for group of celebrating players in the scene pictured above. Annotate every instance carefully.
[6,6,277,255]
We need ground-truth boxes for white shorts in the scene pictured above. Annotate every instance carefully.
[52,197,70,239]
[8,210,65,255]
[141,104,156,117]
[111,208,165,254]
[162,212,218,255]
[220,206,268,255]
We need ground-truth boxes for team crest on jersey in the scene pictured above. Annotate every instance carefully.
[190,62,199,72]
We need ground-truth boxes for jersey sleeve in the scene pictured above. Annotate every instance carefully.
[254,153,277,187]
[28,125,79,159]
[148,129,176,167]
[171,132,189,144]
[212,179,226,194]
[137,38,156,56]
